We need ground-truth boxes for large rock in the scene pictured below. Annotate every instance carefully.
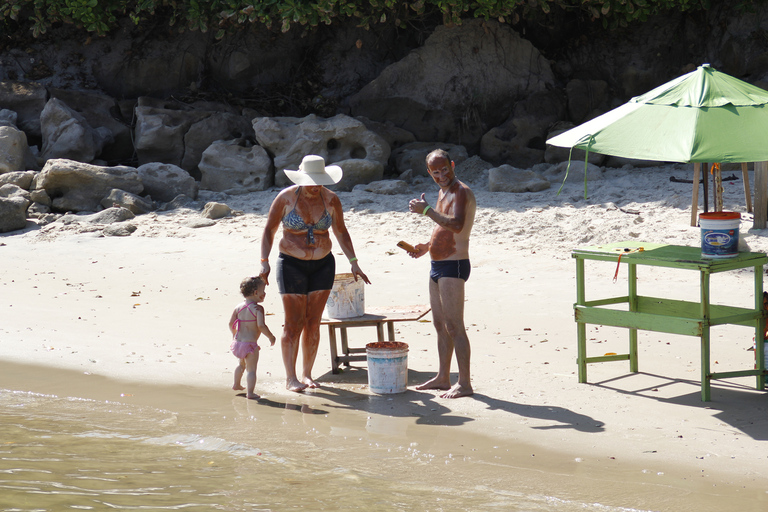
[40,98,114,163]
[101,189,155,215]
[480,90,566,168]
[0,170,36,189]
[136,162,198,202]
[252,114,390,189]
[199,139,273,193]
[0,195,29,232]
[48,88,134,163]
[349,20,554,150]
[34,159,143,212]
[488,165,550,193]
[0,81,47,139]
[392,142,468,177]
[134,100,253,177]
[0,125,35,173]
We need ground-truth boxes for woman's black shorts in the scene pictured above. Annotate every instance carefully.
[276,252,336,294]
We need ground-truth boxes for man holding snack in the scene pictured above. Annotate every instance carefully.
[406,149,476,398]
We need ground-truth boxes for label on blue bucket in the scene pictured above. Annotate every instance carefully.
[701,227,738,257]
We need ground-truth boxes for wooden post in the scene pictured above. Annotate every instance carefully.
[691,162,701,226]
[714,164,723,211]
[742,162,753,213]
[702,163,709,213]
[754,161,768,229]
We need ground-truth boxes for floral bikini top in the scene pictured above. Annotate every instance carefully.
[281,187,332,246]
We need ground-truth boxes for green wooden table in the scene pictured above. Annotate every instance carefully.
[572,241,767,401]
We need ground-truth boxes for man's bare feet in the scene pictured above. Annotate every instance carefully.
[302,377,319,389]
[286,378,308,392]
[246,393,260,400]
[415,376,451,391]
[440,383,473,399]
[233,384,245,391]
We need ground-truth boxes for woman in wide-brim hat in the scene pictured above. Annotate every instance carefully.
[260,155,370,392]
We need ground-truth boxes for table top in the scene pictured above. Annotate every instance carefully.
[572,241,767,271]
[321,305,431,325]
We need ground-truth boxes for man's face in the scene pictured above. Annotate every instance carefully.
[427,157,455,188]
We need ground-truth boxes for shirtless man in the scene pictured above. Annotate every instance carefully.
[407,149,476,398]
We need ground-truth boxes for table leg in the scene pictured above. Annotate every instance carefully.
[575,257,587,382]
[341,327,350,367]
[755,264,765,391]
[628,263,638,373]
[376,322,385,342]
[700,270,712,402]
[386,321,395,341]
[328,326,340,374]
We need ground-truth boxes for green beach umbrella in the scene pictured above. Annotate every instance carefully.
[547,64,768,164]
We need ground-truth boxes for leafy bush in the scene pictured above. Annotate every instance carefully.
[0,0,718,39]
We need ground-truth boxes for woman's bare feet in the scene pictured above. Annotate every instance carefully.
[415,376,451,391]
[233,384,245,391]
[440,383,473,399]
[302,377,319,389]
[286,378,308,392]
[246,393,261,400]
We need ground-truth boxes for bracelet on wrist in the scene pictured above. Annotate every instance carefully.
[349,257,358,263]
[260,258,269,262]
[422,205,432,215]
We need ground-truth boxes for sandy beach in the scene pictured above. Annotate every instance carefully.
[3,163,768,510]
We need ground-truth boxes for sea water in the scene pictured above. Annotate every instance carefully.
[0,388,654,512]
[2,386,764,512]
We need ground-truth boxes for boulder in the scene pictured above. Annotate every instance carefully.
[48,88,134,163]
[59,207,135,224]
[354,179,411,195]
[201,202,232,219]
[103,223,138,237]
[349,20,554,150]
[488,165,550,193]
[40,98,114,163]
[199,139,273,193]
[0,183,31,201]
[454,156,494,186]
[0,170,36,190]
[0,195,30,232]
[252,114,390,189]
[0,81,47,139]
[136,162,198,202]
[480,90,566,168]
[101,189,155,215]
[392,142,468,177]
[0,125,37,173]
[134,101,254,177]
[35,159,143,213]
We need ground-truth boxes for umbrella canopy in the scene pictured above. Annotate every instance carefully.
[546,64,768,163]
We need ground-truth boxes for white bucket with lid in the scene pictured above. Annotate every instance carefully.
[699,211,740,259]
[324,273,364,319]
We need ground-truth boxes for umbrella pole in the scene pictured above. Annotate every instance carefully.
[691,162,701,227]
[714,164,723,212]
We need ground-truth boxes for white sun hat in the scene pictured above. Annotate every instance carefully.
[284,155,343,186]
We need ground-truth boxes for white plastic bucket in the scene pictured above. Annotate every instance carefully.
[699,211,740,259]
[324,273,364,319]
[366,341,408,394]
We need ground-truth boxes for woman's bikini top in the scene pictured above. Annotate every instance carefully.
[281,187,332,246]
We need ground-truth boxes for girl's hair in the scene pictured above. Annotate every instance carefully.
[240,276,265,297]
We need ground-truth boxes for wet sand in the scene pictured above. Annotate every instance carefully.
[3,165,768,509]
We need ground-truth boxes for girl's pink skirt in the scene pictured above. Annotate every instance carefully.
[231,341,259,359]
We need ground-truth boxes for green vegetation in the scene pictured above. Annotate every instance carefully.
[0,0,730,40]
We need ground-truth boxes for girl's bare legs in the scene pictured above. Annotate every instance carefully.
[282,293,308,392]
[301,289,332,388]
[245,349,260,399]
[233,358,245,391]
